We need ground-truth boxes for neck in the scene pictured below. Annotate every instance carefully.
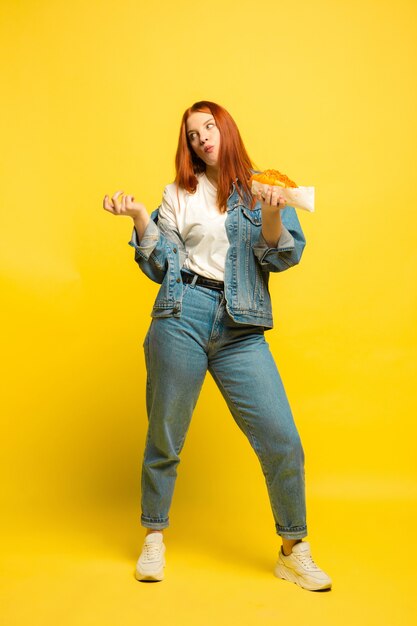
[205,165,218,188]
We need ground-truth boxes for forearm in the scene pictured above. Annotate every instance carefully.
[132,210,151,242]
[260,206,282,248]
[252,206,306,272]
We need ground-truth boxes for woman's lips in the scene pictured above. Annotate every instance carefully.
[204,145,214,153]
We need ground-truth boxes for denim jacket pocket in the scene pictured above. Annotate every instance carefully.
[240,205,262,226]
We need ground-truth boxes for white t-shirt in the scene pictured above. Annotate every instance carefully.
[158,172,229,281]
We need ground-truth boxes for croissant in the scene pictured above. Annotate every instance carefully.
[250,169,298,189]
[249,168,315,212]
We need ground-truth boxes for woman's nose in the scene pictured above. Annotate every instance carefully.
[199,135,208,145]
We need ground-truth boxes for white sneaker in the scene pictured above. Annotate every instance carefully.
[135,532,166,582]
[274,541,332,591]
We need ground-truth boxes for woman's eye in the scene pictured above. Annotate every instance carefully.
[188,123,214,141]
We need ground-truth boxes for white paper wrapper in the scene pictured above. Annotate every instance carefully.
[251,180,315,212]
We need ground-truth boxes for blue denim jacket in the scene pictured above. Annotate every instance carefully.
[128,181,306,330]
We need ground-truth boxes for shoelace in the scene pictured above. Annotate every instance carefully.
[293,551,321,571]
[142,541,163,562]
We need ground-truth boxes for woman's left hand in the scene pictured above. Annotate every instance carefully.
[256,186,286,210]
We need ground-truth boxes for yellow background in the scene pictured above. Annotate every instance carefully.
[1,0,416,624]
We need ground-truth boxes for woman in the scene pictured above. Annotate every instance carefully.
[103,101,332,591]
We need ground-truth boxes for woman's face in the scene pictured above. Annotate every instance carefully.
[186,111,220,168]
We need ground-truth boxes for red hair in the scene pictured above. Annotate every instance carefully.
[174,101,257,212]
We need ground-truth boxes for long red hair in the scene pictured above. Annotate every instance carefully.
[174,101,257,212]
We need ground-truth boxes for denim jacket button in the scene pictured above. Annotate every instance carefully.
[173,247,177,253]
[176,277,181,283]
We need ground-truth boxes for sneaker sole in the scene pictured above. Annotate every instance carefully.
[274,563,332,591]
[135,567,164,582]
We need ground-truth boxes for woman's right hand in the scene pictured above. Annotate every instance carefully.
[103,190,147,220]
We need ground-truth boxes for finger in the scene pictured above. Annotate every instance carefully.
[125,194,134,208]
[270,187,280,206]
[264,187,272,204]
[104,194,115,204]
[112,190,124,214]
[103,195,115,213]
[121,193,128,213]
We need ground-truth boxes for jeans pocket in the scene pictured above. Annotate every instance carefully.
[182,281,191,298]
[142,321,152,348]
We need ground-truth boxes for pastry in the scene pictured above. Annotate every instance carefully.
[250,168,297,189]
[249,168,315,213]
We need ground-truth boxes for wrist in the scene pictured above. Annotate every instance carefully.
[132,208,148,222]
[260,203,281,215]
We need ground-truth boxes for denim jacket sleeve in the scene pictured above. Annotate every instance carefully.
[251,205,306,272]
[127,186,187,284]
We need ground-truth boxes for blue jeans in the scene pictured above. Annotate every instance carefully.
[140,272,307,539]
